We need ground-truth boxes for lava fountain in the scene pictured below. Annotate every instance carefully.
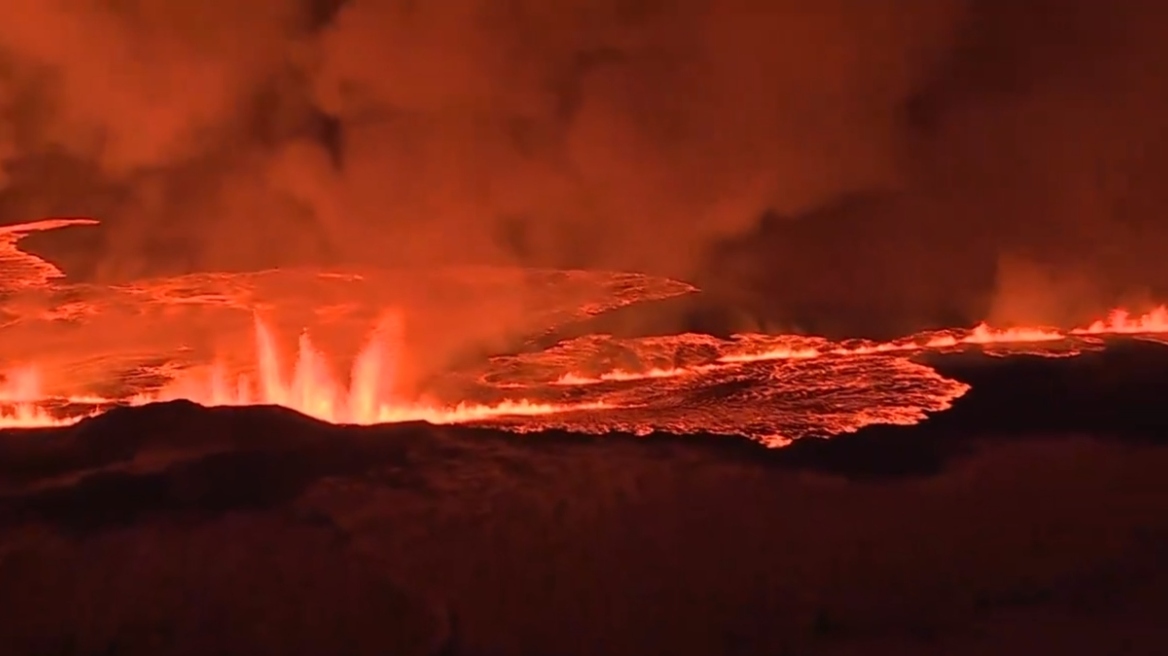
[1,314,608,429]
[0,366,68,428]
[145,314,608,425]
[6,219,1168,445]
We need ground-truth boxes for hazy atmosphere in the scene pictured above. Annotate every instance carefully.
[7,4,1168,655]
[1,0,1165,331]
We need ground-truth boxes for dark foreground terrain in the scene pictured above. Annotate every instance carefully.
[4,341,1168,655]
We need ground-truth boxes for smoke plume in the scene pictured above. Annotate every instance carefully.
[1,0,1167,335]
[0,0,959,280]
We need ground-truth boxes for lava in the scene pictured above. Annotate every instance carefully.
[1,315,608,429]
[1074,307,1168,335]
[715,321,1070,366]
[571,311,1149,383]
[137,315,611,425]
[552,366,709,386]
[6,218,1168,446]
[0,366,91,428]
[0,218,99,292]
[0,365,39,402]
[6,295,1168,442]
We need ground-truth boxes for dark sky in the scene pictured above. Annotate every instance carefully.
[1,0,1166,332]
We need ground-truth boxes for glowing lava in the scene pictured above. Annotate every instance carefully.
[6,218,1168,445]
[552,366,712,386]
[1074,307,1168,335]
[0,366,86,427]
[0,316,607,429]
[712,321,1069,365]
[7,304,1168,442]
[0,218,99,291]
[140,315,608,425]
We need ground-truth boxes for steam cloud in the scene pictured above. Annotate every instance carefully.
[0,0,1166,329]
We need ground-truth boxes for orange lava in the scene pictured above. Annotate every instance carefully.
[6,213,1168,446]
[553,365,713,386]
[950,322,1066,345]
[0,218,99,291]
[551,306,1168,384]
[11,218,1168,444]
[1,315,607,429]
[5,304,1168,435]
[0,366,91,428]
[138,315,612,424]
[1073,307,1168,335]
[134,316,608,425]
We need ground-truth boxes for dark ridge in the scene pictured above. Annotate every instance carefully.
[0,406,770,536]
[0,401,460,534]
[777,338,1168,479]
[0,401,334,486]
[1,337,1168,535]
[0,445,373,535]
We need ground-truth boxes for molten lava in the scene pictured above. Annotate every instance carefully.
[142,315,608,425]
[5,218,1168,447]
[0,366,66,428]
[1074,307,1168,334]
[4,299,1168,444]
[1,315,607,429]
[0,219,99,291]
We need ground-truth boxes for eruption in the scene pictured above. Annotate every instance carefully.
[135,314,609,426]
[0,313,611,429]
[4,219,1168,447]
[3,7,1168,654]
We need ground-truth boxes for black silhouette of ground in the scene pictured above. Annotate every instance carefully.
[4,340,1168,654]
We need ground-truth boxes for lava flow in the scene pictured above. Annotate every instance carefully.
[6,295,1168,445]
[143,315,609,425]
[473,305,1168,446]
[6,218,1168,447]
[0,315,607,429]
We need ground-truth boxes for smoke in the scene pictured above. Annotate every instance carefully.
[909,1,1168,324]
[2,0,1167,338]
[693,1,1168,335]
[0,0,962,282]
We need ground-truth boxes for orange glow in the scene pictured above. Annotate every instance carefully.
[0,218,100,290]
[0,366,90,427]
[1072,306,1168,335]
[0,365,41,402]
[954,323,1065,344]
[129,315,609,425]
[5,304,1168,438]
[1,315,608,429]
[0,400,78,428]
[550,306,1168,383]
[553,366,708,386]
[718,344,823,364]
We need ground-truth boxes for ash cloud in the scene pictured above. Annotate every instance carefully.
[0,1,1166,334]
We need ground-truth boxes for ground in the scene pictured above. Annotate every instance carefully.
[2,344,1168,655]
